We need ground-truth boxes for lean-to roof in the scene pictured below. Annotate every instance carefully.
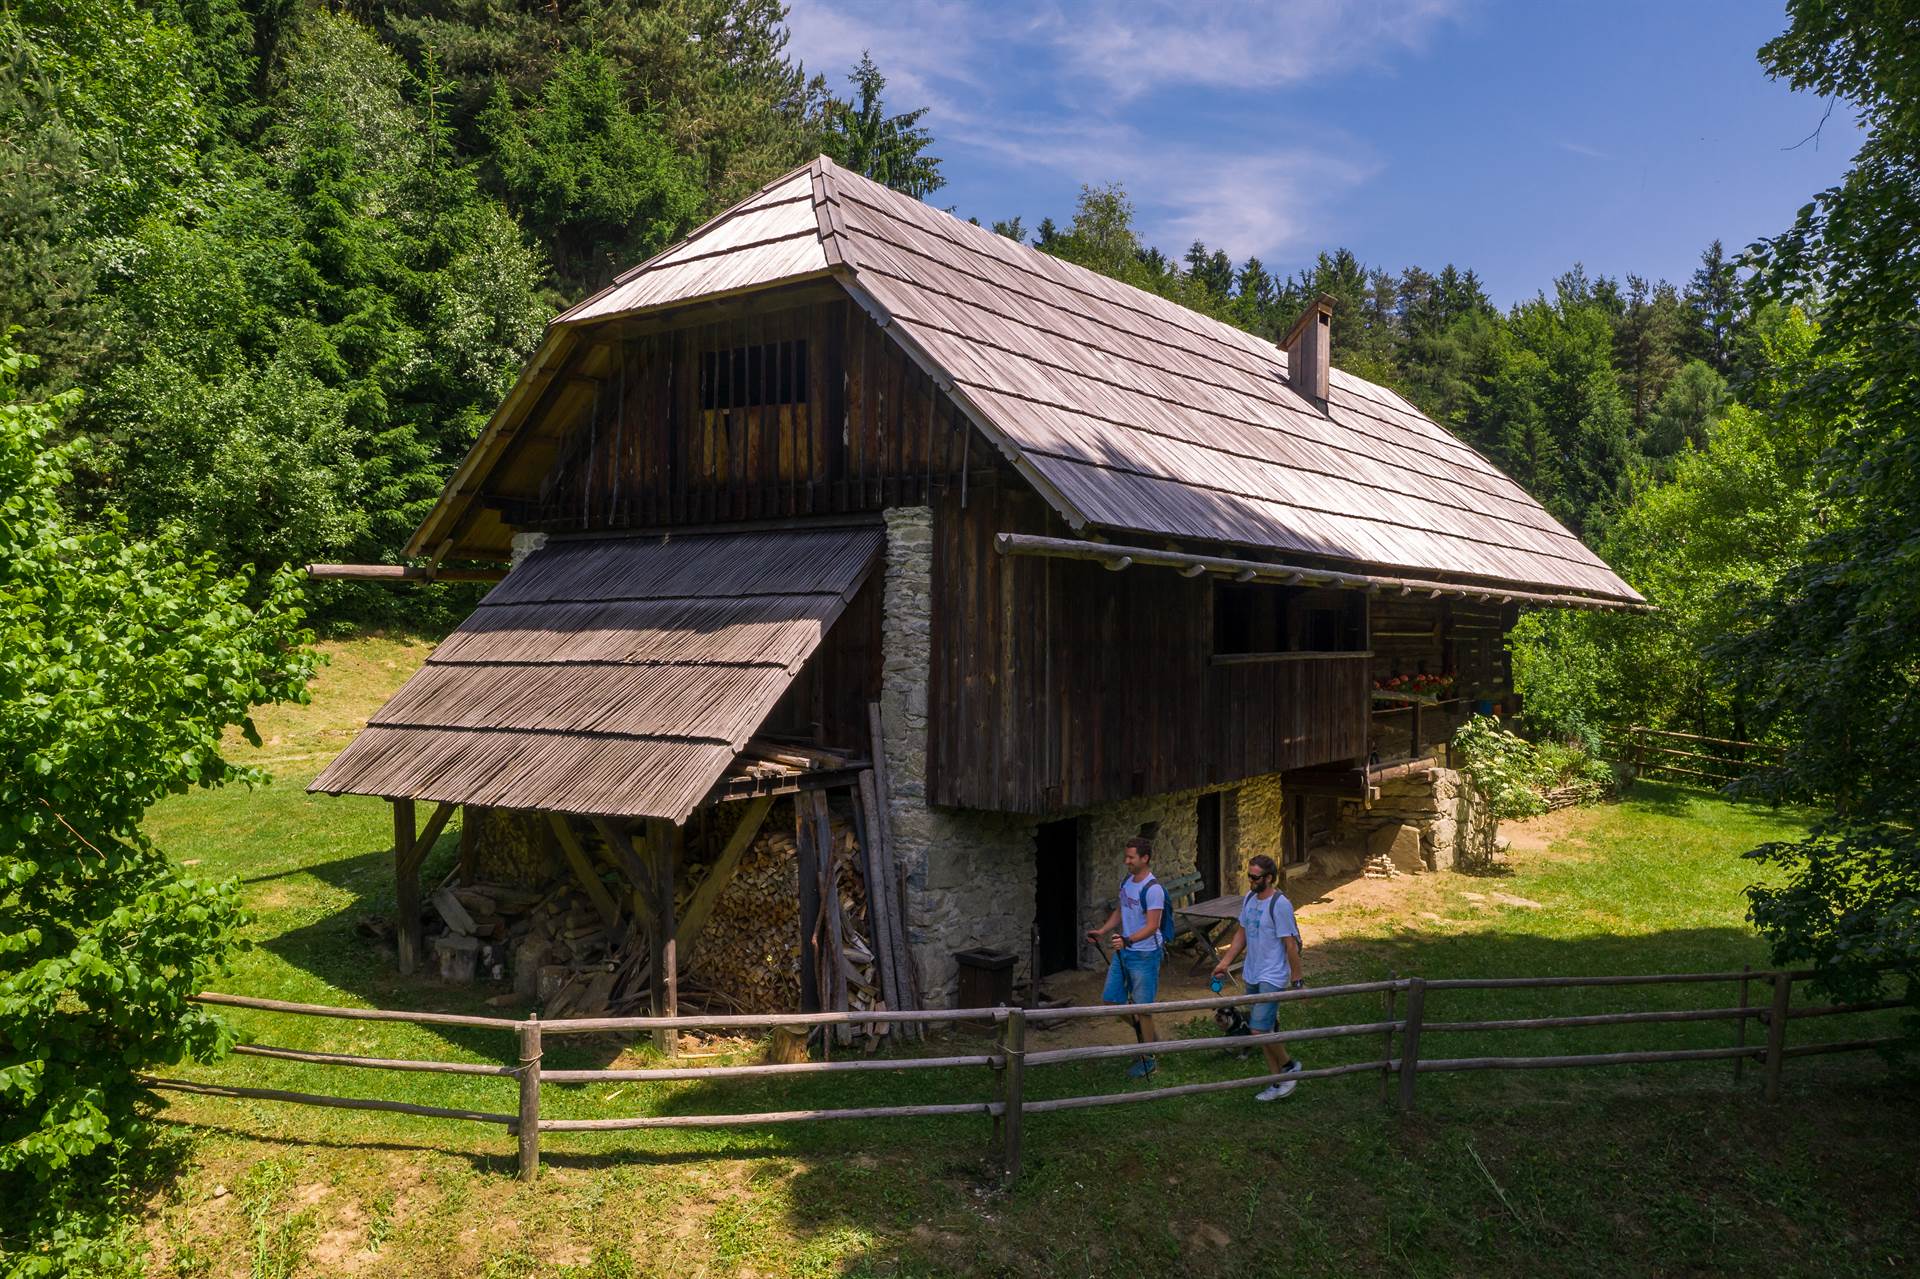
[413,157,1639,606]
[309,527,881,820]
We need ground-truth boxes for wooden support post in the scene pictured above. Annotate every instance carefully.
[655,819,680,1055]
[392,798,420,976]
[1763,972,1792,1103]
[516,1016,541,1182]
[1000,1006,1026,1181]
[1397,977,1426,1113]
[1733,965,1752,1084]
[1380,974,1398,1106]
[796,802,822,1013]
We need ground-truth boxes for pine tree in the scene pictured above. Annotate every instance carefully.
[823,52,943,199]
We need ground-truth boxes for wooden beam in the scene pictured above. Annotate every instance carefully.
[590,817,658,910]
[994,532,1652,614]
[678,797,775,956]
[546,813,622,931]
[1281,767,1371,800]
[404,802,456,879]
[305,564,506,583]
[393,799,420,976]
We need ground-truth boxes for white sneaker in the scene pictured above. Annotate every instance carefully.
[1256,1061,1302,1102]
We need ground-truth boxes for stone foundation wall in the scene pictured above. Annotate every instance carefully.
[1233,774,1287,877]
[1329,767,1495,874]
[880,507,1037,1007]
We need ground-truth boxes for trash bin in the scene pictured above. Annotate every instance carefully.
[954,947,1016,1015]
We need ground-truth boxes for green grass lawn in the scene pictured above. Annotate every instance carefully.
[133,642,1917,1277]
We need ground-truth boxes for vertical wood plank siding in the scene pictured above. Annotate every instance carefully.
[527,300,973,532]
[929,484,1371,814]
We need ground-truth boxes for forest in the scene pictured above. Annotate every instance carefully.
[1,0,1913,1269]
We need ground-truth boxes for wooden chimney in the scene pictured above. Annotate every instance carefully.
[1281,293,1335,413]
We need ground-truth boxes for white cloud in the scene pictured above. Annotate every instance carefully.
[1556,140,1609,159]
[783,0,1442,264]
[1040,0,1465,97]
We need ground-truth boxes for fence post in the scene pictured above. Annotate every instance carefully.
[1380,973,1398,1106]
[1397,978,1426,1113]
[517,1015,542,1182]
[1000,1007,1027,1182]
[1733,965,1752,1084]
[1763,973,1792,1103]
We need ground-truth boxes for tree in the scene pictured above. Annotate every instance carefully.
[0,342,314,1272]
[1732,0,1920,1008]
[822,52,942,199]
[482,45,705,291]
[1614,274,1687,434]
[1685,239,1743,374]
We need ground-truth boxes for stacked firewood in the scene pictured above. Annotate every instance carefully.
[414,875,653,1018]
[817,823,890,1041]
[687,820,803,1011]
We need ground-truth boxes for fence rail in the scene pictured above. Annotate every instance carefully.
[1614,725,1785,788]
[143,968,1907,1183]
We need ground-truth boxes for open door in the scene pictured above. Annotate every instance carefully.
[1196,792,1223,899]
[1034,818,1080,974]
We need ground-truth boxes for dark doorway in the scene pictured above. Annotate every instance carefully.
[1034,819,1080,975]
[1197,793,1222,898]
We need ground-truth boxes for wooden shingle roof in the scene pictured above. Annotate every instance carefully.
[310,527,881,820]
[413,157,1639,606]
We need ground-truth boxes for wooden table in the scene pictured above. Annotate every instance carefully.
[1174,893,1246,975]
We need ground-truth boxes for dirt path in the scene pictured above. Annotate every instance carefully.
[1024,806,1598,1051]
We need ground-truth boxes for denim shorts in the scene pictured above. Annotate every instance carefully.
[1102,947,1163,1004]
[1246,981,1284,1033]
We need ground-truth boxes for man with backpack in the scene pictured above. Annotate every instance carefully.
[1211,854,1306,1101]
[1086,835,1171,1079]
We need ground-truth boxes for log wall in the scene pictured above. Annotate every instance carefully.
[929,484,1372,814]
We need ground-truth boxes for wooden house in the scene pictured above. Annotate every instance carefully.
[311,157,1644,1015]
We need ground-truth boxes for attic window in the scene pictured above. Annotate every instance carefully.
[1213,583,1367,660]
[700,340,808,410]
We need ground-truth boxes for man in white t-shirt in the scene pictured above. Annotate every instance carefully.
[1211,854,1305,1101]
[1086,835,1167,1079]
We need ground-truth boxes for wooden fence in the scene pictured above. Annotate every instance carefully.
[143,969,1906,1183]
[1617,725,1785,789]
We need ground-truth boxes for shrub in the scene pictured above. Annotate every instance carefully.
[0,342,314,1274]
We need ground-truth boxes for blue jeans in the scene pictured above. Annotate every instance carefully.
[1103,947,1163,1004]
[1246,981,1284,1033]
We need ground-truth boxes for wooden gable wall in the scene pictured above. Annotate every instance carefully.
[509,295,976,533]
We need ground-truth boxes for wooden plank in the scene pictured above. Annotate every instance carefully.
[679,797,775,955]
[810,791,849,1039]
[853,771,906,1023]
[865,702,920,1029]
[796,800,822,1013]
[547,813,623,931]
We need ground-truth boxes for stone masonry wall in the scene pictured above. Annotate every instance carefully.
[880,507,1036,1007]
[1331,766,1494,874]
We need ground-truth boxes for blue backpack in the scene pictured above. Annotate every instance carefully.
[1119,874,1178,947]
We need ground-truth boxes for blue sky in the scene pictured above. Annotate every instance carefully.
[784,0,1862,306]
